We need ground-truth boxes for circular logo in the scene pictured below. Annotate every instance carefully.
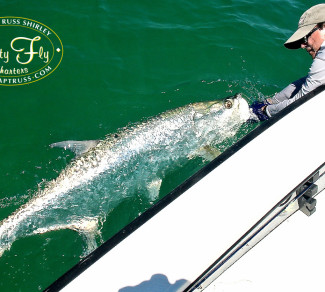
[0,16,63,86]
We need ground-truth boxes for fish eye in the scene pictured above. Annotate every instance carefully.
[224,99,233,109]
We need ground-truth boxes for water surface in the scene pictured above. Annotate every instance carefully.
[0,1,318,291]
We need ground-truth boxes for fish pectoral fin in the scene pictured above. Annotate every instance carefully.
[50,140,100,156]
[188,145,221,161]
[31,218,101,258]
[147,178,162,201]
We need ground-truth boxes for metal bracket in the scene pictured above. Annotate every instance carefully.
[299,194,317,216]
[298,173,319,216]
[185,163,325,292]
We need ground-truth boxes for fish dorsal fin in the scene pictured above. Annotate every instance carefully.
[50,140,100,156]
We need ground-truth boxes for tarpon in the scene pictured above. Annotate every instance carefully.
[0,94,250,257]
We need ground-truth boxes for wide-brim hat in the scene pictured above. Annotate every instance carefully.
[284,4,325,49]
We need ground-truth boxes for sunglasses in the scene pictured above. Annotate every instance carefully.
[303,26,319,44]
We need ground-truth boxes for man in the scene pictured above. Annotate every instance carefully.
[251,4,325,121]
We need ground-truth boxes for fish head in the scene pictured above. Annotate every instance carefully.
[193,94,250,122]
[192,94,250,142]
[221,94,250,122]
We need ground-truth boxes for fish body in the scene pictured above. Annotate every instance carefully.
[0,94,250,257]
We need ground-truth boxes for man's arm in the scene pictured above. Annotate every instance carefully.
[266,55,325,117]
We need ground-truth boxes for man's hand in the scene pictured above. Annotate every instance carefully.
[250,101,270,121]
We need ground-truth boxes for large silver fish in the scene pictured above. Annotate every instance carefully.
[0,94,250,257]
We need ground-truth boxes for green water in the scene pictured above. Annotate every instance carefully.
[0,0,319,291]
